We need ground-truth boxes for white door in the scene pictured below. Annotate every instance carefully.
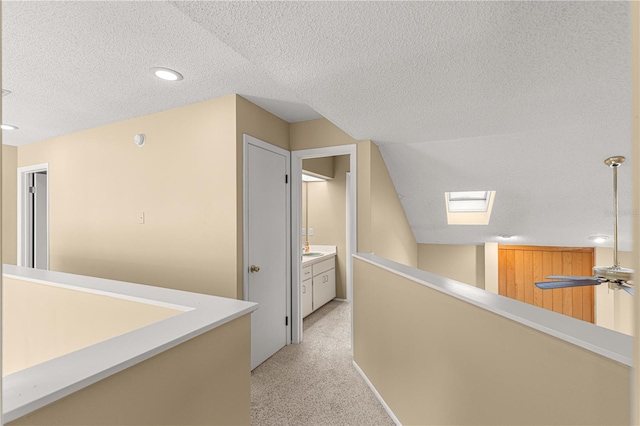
[22,169,49,269]
[33,172,48,269]
[246,138,289,370]
[302,278,312,317]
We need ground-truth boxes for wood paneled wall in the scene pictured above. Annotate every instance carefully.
[498,245,594,323]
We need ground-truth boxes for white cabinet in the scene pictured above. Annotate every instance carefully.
[312,269,335,310]
[311,257,336,312]
[302,265,312,282]
[302,267,313,317]
[302,256,336,318]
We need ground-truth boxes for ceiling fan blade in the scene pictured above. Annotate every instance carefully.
[621,286,634,296]
[545,275,595,281]
[535,280,600,290]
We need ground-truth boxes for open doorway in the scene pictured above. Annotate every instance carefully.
[18,164,49,269]
[291,145,357,345]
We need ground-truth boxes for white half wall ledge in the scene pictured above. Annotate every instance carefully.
[2,265,257,423]
[353,253,632,367]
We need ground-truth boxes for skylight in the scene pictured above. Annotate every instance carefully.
[445,190,496,225]
[447,191,491,212]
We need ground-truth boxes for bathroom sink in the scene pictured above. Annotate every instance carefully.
[302,252,324,257]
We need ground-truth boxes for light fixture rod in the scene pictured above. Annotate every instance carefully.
[612,164,619,267]
[604,156,625,268]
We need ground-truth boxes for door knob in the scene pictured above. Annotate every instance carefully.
[250,265,260,273]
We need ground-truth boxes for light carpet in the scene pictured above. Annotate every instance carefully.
[251,300,395,426]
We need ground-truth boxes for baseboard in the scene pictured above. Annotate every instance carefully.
[352,360,402,426]
[334,298,348,302]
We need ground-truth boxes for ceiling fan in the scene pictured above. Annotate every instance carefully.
[535,156,634,296]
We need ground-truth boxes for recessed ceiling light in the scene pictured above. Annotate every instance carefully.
[498,234,514,239]
[589,235,609,244]
[150,67,183,81]
[1,124,18,130]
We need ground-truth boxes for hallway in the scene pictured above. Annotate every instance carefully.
[251,300,395,426]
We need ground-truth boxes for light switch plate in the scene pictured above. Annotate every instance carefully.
[309,228,314,236]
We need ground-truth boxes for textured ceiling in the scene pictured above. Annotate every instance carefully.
[2,1,633,252]
[1,1,320,146]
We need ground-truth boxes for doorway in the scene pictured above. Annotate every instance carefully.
[18,164,49,269]
[243,135,291,370]
[291,145,357,344]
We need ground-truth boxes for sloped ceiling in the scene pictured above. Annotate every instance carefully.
[2,1,633,251]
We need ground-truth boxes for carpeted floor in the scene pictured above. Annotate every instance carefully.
[251,300,395,426]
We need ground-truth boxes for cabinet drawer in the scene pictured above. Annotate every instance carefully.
[302,266,312,281]
[312,257,335,276]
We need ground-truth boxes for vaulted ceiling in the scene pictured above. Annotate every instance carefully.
[2,1,632,251]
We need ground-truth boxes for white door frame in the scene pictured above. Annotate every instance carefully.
[17,163,50,269]
[291,145,357,344]
[243,134,292,345]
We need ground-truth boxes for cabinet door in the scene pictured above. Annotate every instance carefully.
[324,269,336,303]
[302,278,313,318]
[312,268,336,310]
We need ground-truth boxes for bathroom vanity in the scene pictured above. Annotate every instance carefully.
[301,245,337,317]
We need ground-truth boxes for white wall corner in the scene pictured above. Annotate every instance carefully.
[484,242,499,294]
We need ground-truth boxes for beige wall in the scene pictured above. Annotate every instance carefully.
[418,244,485,288]
[3,145,17,264]
[357,141,372,254]
[18,95,240,298]
[8,314,251,426]
[3,277,180,374]
[367,142,417,267]
[303,156,334,179]
[594,248,634,336]
[11,102,418,298]
[290,117,357,151]
[236,95,290,153]
[14,95,289,300]
[303,155,349,298]
[353,257,630,425]
[484,242,499,293]
[292,119,418,267]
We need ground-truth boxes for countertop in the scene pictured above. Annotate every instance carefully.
[301,245,336,266]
